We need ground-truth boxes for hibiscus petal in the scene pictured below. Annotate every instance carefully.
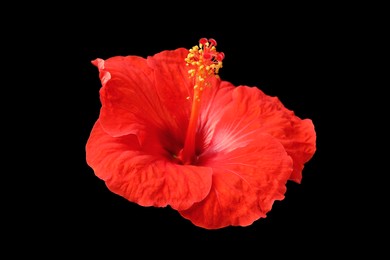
[179,87,294,229]
[92,49,192,148]
[92,56,153,137]
[280,117,316,183]
[196,80,236,151]
[179,134,293,229]
[86,120,213,211]
[236,86,316,183]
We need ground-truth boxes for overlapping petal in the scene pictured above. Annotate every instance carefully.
[179,86,294,229]
[235,87,316,183]
[93,48,192,148]
[86,120,213,211]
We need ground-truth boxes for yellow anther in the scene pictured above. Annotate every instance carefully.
[186,38,225,101]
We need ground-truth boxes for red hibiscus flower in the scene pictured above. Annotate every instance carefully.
[86,38,316,229]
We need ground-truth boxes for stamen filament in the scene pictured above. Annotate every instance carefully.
[180,85,203,164]
[178,38,224,164]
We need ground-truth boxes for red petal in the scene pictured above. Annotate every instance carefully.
[238,87,316,183]
[92,56,151,137]
[196,80,236,151]
[86,120,212,211]
[179,87,294,229]
[92,48,192,146]
[179,134,293,229]
[279,117,316,183]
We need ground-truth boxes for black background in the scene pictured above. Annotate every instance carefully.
[13,3,375,256]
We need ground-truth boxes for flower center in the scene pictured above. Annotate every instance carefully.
[178,38,224,165]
